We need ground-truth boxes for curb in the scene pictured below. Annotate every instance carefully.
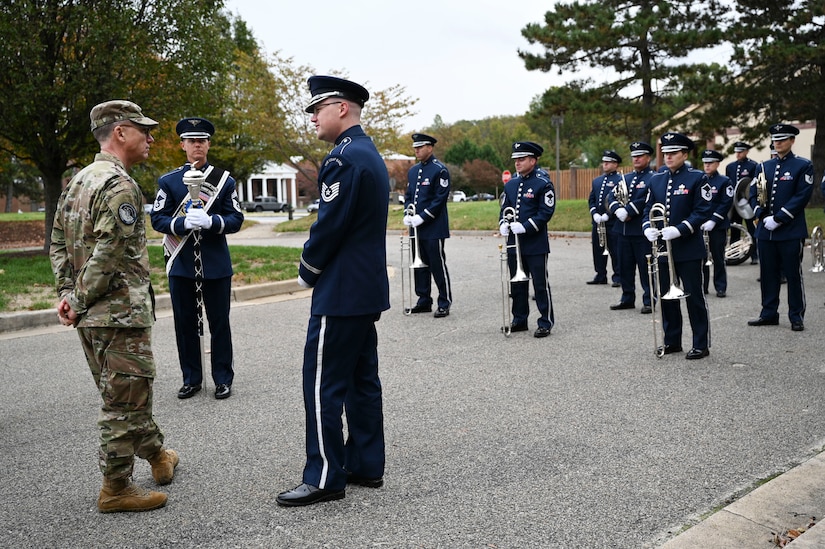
[661,449,825,547]
[0,279,304,335]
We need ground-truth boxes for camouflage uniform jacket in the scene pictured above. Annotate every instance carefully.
[50,152,154,328]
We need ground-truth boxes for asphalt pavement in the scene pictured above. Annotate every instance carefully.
[2,225,825,548]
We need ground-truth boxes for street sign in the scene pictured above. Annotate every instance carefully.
[502,170,511,183]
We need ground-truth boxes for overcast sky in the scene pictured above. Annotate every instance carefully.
[224,0,559,133]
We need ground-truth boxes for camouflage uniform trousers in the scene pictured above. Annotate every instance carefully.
[77,326,165,479]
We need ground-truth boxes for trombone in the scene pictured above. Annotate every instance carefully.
[811,225,824,273]
[646,202,688,358]
[499,206,529,336]
[400,204,428,315]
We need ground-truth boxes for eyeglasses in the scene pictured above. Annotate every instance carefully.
[311,101,343,115]
[120,123,152,137]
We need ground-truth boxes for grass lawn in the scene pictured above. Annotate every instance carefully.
[2,201,825,313]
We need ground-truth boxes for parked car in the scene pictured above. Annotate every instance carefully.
[306,199,320,213]
[452,191,467,202]
[470,193,495,202]
[243,195,288,212]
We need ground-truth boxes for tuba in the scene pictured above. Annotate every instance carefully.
[731,177,754,220]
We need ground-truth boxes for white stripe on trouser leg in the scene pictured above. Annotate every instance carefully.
[314,316,329,488]
[438,240,452,305]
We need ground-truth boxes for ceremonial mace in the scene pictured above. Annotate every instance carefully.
[183,161,209,393]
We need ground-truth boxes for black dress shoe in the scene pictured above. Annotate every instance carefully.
[716,291,726,298]
[404,304,432,314]
[685,348,710,360]
[177,384,201,399]
[748,316,779,326]
[611,282,621,287]
[640,305,652,314]
[610,302,635,310]
[346,473,384,488]
[276,483,345,507]
[215,384,231,400]
[509,322,528,333]
[657,344,683,355]
[586,279,608,285]
[791,321,805,332]
[534,326,551,338]
[433,307,450,318]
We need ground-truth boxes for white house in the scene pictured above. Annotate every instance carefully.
[238,162,298,208]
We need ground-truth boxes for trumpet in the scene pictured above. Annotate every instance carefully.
[400,204,428,316]
[499,207,529,336]
[646,203,688,358]
[703,230,713,266]
[811,225,824,273]
[597,219,609,255]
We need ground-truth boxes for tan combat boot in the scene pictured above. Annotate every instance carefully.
[148,448,179,485]
[97,477,167,513]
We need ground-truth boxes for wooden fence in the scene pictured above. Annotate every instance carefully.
[539,166,603,200]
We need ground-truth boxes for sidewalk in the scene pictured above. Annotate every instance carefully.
[662,450,825,547]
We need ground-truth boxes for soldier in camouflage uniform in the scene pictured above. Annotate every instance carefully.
[50,100,179,513]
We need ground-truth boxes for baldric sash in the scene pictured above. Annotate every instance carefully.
[163,164,230,274]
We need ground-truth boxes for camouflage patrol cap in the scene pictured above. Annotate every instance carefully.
[90,100,158,131]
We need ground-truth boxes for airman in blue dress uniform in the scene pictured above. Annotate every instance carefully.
[151,117,244,400]
[747,123,813,332]
[587,150,622,286]
[403,133,452,317]
[607,141,655,313]
[499,141,555,338]
[643,132,714,359]
[700,150,734,297]
[725,141,759,263]
[277,76,390,507]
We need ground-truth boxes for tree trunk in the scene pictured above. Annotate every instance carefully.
[41,171,63,253]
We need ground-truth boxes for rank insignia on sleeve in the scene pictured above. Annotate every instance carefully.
[545,189,555,208]
[321,181,341,202]
[701,183,712,201]
[118,203,138,225]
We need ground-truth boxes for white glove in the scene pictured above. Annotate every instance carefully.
[410,214,424,228]
[297,276,312,289]
[599,213,610,223]
[499,223,510,237]
[186,208,212,230]
[510,222,526,235]
[700,220,716,232]
[763,216,780,231]
[661,226,681,241]
[644,227,659,242]
[615,208,628,222]
[184,217,197,230]
[592,213,600,223]
[402,215,414,227]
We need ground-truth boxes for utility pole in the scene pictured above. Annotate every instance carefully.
[551,115,563,195]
